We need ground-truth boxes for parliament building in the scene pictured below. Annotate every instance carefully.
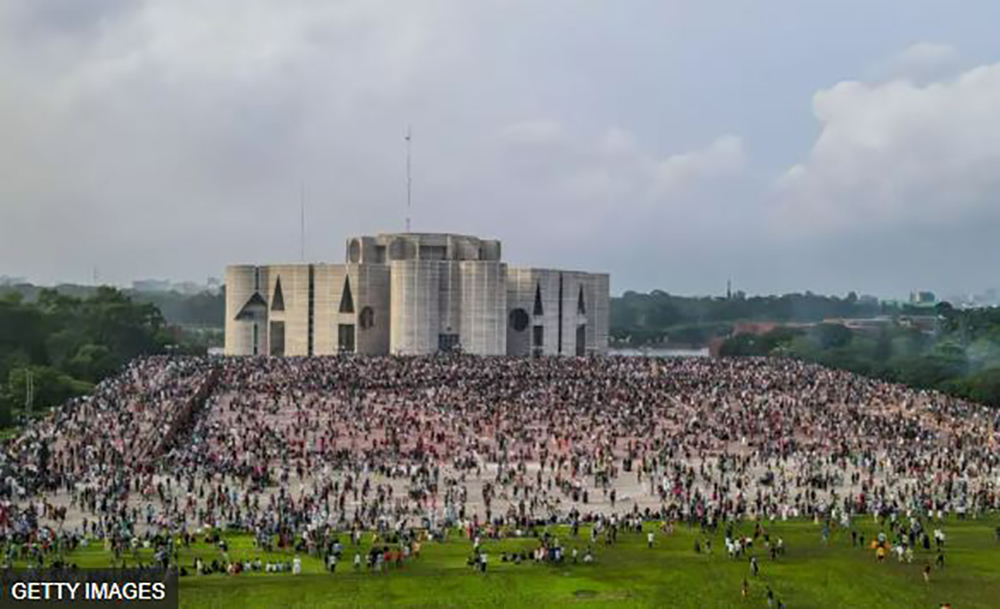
[225,232,609,356]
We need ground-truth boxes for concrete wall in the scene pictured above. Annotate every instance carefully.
[352,264,391,355]
[505,268,534,356]
[322,265,350,355]
[389,260,441,354]
[505,268,561,356]
[264,265,310,356]
[227,233,609,357]
[587,273,610,354]
[460,262,507,355]
[224,265,264,356]
[313,264,340,355]
[349,233,504,263]
[558,271,585,357]
[314,264,389,355]
[536,270,563,356]
[438,262,463,341]
[505,268,609,356]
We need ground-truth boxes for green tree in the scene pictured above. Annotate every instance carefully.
[811,324,853,349]
[6,366,92,418]
[67,344,118,381]
[947,367,1000,407]
[0,392,13,428]
[0,286,174,427]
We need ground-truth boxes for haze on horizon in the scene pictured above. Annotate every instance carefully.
[2,0,1000,300]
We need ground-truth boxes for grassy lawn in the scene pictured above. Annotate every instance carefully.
[18,518,1000,608]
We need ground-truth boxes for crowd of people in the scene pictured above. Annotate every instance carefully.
[0,354,997,577]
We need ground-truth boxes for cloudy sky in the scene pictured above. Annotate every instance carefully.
[2,0,1000,298]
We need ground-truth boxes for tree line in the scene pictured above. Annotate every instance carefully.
[611,290,898,346]
[719,303,1000,407]
[0,283,225,328]
[0,287,183,426]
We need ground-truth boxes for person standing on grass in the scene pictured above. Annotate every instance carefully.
[647,531,654,549]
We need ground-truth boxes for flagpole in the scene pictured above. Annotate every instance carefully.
[405,126,412,233]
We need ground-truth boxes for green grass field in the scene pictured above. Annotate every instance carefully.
[20,518,1000,608]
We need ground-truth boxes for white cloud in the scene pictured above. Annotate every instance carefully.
[775,61,1000,235]
[601,128,638,156]
[653,135,744,196]
[498,123,744,204]
[482,122,746,249]
[868,42,961,84]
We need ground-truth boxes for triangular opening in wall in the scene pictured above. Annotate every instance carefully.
[339,276,355,313]
[271,277,285,311]
[577,285,586,315]
[235,292,268,320]
[533,283,544,316]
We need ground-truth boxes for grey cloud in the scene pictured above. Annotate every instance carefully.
[2,2,1000,298]
[3,0,134,36]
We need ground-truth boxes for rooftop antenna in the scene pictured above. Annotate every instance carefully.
[405,125,412,233]
[300,181,306,262]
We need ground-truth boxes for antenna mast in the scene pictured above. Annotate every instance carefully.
[405,125,412,232]
[300,181,306,261]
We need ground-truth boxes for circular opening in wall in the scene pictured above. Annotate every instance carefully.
[360,306,375,330]
[509,308,529,332]
[388,238,413,260]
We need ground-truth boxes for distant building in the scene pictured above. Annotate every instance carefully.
[823,317,893,333]
[909,291,937,305]
[225,232,609,357]
[731,321,781,336]
[0,275,27,286]
[898,315,939,334]
[132,279,219,295]
[132,279,173,293]
[173,281,207,295]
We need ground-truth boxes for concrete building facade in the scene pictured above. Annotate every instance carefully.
[225,232,609,357]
